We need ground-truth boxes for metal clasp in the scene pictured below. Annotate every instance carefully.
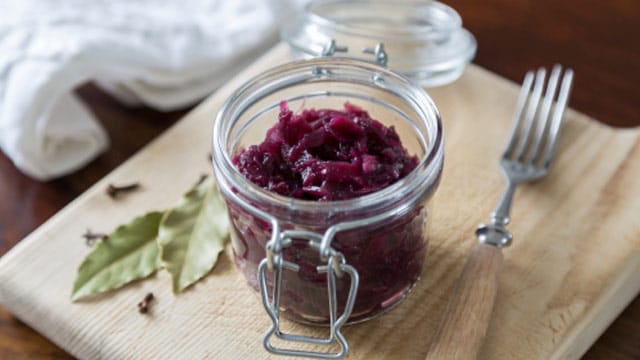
[320,39,388,67]
[258,229,359,359]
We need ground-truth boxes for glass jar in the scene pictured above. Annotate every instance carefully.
[212,56,443,357]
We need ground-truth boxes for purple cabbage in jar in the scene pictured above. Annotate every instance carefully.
[229,102,433,323]
[233,101,418,201]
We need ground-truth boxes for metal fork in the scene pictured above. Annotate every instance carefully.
[425,65,574,360]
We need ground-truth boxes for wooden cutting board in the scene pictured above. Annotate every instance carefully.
[0,44,638,359]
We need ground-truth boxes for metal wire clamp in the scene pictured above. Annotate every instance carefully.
[258,229,359,359]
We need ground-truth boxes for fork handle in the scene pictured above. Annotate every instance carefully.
[425,242,504,360]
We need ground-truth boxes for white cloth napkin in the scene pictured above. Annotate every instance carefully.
[0,0,279,180]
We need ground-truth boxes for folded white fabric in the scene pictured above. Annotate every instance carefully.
[0,0,279,180]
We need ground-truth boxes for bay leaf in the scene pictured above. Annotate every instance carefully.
[158,176,229,292]
[71,211,163,301]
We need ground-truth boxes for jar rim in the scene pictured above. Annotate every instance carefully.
[212,57,444,223]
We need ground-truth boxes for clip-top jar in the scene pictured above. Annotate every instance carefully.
[212,54,443,358]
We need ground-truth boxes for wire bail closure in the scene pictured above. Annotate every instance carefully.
[258,228,359,359]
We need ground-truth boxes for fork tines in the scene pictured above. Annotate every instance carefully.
[503,65,574,169]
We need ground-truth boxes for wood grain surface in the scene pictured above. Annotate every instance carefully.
[0,0,638,358]
[425,243,504,360]
[0,43,639,359]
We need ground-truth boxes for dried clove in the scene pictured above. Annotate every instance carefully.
[137,292,155,314]
[197,174,209,185]
[106,182,141,199]
[82,229,108,246]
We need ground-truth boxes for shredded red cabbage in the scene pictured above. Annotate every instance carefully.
[233,102,418,201]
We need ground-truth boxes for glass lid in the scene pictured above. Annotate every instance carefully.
[281,0,477,87]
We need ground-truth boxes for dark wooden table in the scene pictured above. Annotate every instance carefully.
[1,0,638,358]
